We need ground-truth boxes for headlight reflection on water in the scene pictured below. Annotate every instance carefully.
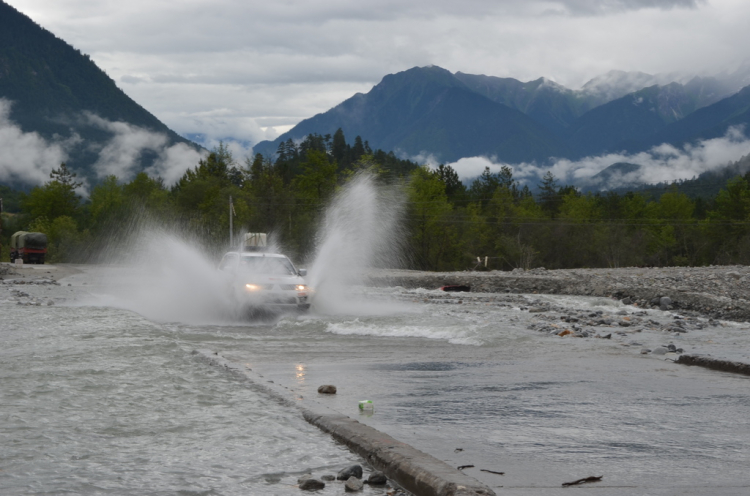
[295,364,306,382]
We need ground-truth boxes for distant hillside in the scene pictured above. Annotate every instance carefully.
[253,66,571,164]
[0,1,199,184]
[582,162,643,191]
[607,154,750,200]
[254,65,750,176]
[562,83,709,157]
[452,73,595,137]
[618,85,750,153]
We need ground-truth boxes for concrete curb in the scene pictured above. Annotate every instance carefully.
[676,355,750,376]
[193,349,495,496]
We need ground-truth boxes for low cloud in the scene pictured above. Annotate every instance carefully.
[445,126,750,190]
[0,99,73,185]
[84,112,207,185]
[558,0,704,16]
[86,113,170,177]
[147,142,208,185]
[0,100,206,193]
[408,151,442,168]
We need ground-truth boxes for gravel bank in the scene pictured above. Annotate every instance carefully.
[0,262,81,282]
[367,266,750,322]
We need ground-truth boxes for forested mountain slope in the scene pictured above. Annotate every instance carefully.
[0,1,198,183]
[618,85,750,153]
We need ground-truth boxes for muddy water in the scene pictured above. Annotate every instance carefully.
[0,268,386,496]
[3,264,750,495]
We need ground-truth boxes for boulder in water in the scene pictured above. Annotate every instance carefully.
[344,477,364,492]
[367,471,387,485]
[299,478,325,490]
[337,465,363,480]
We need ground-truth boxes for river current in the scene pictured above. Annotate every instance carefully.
[2,263,750,495]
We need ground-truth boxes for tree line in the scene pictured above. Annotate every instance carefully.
[1,130,749,270]
[0,131,419,263]
[407,162,750,270]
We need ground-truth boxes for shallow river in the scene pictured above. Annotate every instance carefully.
[2,263,750,495]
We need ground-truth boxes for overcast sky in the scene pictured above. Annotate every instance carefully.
[5,0,750,148]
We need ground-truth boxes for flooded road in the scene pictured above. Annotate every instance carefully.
[0,266,383,496]
[2,263,750,495]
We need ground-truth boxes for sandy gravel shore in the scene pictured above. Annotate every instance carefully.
[367,265,750,322]
[0,262,82,282]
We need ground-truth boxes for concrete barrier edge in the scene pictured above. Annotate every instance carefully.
[193,349,496,496]
[676,354,750,376]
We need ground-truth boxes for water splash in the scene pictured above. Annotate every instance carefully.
[307,172,408,315]
[85,225,241,324]
[85,172,410,323]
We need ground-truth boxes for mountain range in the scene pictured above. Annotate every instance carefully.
[2,0,750,191]
[253,65,750,167]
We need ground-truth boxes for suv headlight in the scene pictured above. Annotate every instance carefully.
[245,284,261,291]
[296,285,307,291]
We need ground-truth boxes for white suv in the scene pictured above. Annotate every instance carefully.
[218,251,311,314]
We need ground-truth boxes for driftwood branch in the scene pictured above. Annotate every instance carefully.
[562,476,603,487]
[480,469,505,475]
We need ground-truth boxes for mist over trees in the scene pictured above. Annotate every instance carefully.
[2,131,750,269]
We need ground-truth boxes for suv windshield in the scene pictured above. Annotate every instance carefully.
[239,256,296,275]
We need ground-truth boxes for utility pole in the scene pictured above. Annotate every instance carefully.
[229,195,234,248]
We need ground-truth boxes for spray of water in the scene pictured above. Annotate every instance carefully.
[84,220,241,324]
[84,172,409,324]
[306,172,408,314]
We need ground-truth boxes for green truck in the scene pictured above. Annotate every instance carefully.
[10,231,48,264]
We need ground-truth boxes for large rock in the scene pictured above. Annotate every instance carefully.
[367,471,388,485]
[299,478,325,490]
[344,477,364,492]
[317,385,337,394]
[337,464,363,480]
[660,296,672,311]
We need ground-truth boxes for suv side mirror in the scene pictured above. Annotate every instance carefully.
[298,269,307,277]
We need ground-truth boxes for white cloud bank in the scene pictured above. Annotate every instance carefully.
[84,113,206,184]
[0,99,71,185]
[0,99,207,192]
[444,126,750,189]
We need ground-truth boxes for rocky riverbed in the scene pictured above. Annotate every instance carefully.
[0,263,79,307]
[367,265,750,322]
